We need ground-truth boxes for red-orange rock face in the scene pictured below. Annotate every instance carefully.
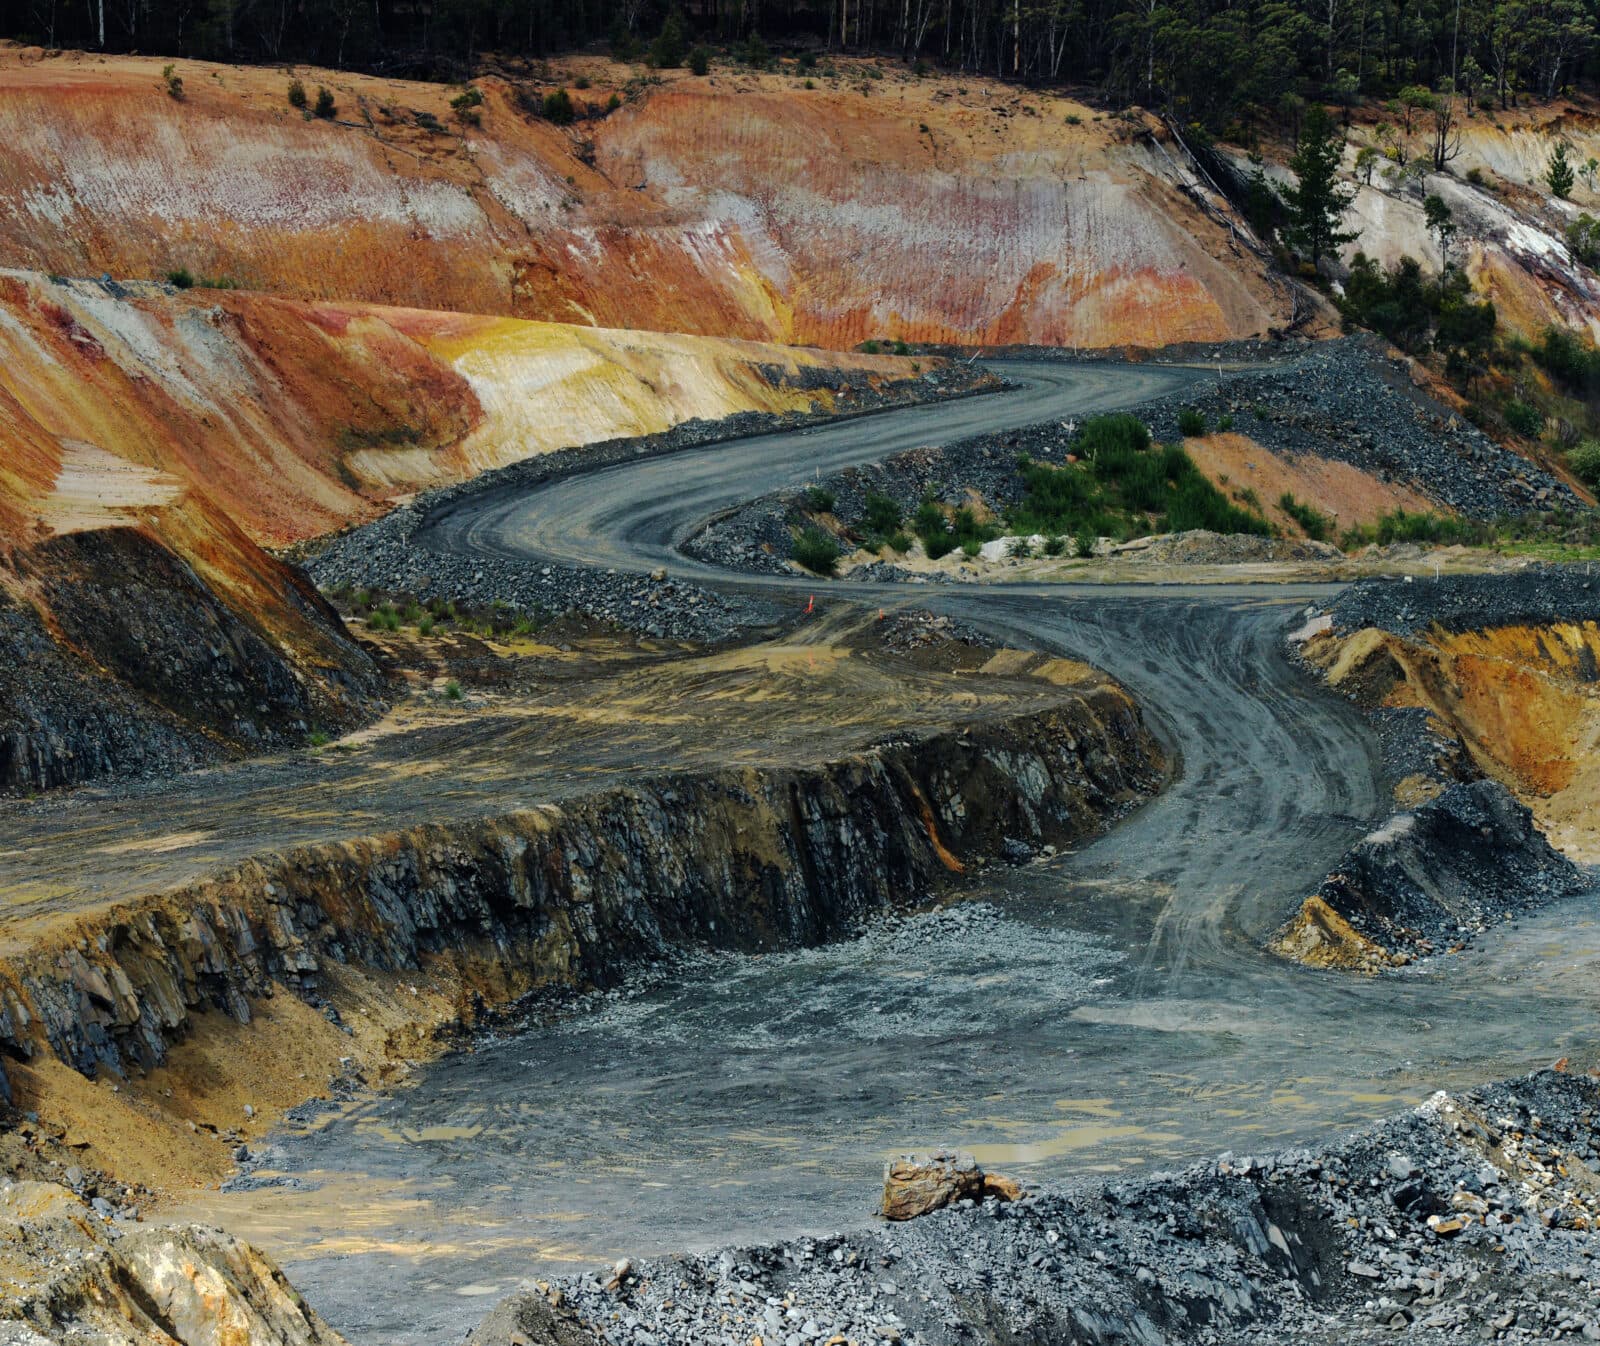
[0,51,1292,349]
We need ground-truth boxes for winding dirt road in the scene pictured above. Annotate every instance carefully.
[419,358,1376,967]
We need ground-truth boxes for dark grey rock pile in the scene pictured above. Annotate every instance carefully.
[498,1069,1600,1346]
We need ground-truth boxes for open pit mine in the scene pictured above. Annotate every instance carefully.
[2,32,1600,1346]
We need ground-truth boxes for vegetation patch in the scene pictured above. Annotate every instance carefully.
[1010,415,1271,541]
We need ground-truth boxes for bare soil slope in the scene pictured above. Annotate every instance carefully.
[0,47,1293,348]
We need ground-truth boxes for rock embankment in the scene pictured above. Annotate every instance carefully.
[0,686,1161,1104]
[1273,780,1588,969]
[1281,566,1600,970]
[0,528,388,796]
[486,1068,1600,1346]
[0,1179,348,1346]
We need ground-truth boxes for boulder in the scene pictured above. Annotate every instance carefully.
[0,1180,347,1346]
[882,1150,1021,1220]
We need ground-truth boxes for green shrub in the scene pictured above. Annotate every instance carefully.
[1074,529,1096,557]
[1504,400,1543,436]
[1568,440,1600,488]
[1008,536,1032,558]
[574,75,591,90]
[542,88,575,124]
[444,679,463,700]
[1533,326,1600,396]
[961,538,982,557]
[1278,491,1332,541]
[161,64,184,99]
[688,45,711,75]
[742,32,770,65]
[418,615,434,636]
[913,499,955,558]
[1177,407,1207,436]
[1010,413,1269,539]
[1567,214,1600,268]
[1043,534,1066,556]
[863,491,902,534]
[792,526,841,574]
[1216,413,1234,432]
[308,729,330,748]
[860,338,881,354]
[803,485,836,513]
[287,79,307,109]
[166,267,195,289]
[314,86,337,118]
[606,93,622,112]
[884,530,912,553]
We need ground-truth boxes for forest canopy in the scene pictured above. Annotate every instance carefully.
[8,0,1598,133]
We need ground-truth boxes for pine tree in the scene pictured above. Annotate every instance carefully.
[1280,105,1359,271]
[1546,140,1576,199]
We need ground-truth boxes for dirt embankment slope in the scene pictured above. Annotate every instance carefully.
[0,47,1292,349]
[0,267,950,793]
[1275,569,1600,970]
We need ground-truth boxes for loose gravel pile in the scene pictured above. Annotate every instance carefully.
[1329,565,1600,637]
[486,1069,1600,1346]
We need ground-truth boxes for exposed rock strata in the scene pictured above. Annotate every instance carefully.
[0,691,1162,1102]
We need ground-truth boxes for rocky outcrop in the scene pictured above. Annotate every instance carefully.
[1273,780,1589,968]
[0,690,1163,1098]
[881,1151,1021,1221]
[0,526,388,795]
[0,1180,348,1345]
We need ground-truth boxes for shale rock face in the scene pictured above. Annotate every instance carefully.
[882,1151,1022,1220]
[0,1180,348,1346]
[1275,779,1587,967]
[0,694,1162,1098]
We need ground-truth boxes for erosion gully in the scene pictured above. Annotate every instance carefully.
[176,361,1600,1344]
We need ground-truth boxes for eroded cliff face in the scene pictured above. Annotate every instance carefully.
[0,48,1293,348]
[0,686,1163,1126]
[0,265,950,793]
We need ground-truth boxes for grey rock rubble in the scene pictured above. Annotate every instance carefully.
[1329,565,1600,638]
[484,1069,1600,1346]
[1310,778,1589,962]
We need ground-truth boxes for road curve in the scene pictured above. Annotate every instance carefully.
[418,358,1376,964]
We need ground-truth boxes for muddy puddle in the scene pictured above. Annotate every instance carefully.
[175,856,1600,1346]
